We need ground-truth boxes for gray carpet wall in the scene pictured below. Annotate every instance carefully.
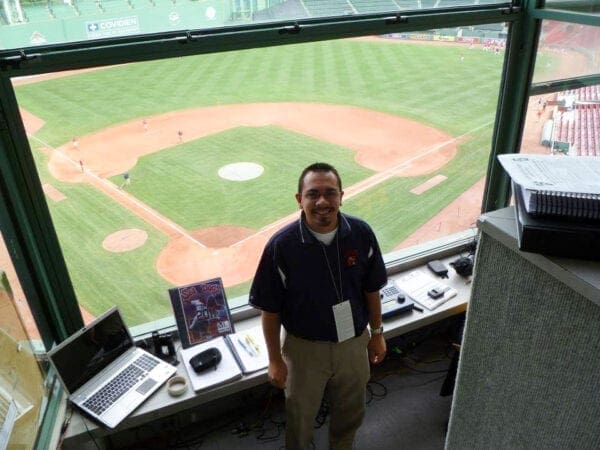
[445,234,600,450]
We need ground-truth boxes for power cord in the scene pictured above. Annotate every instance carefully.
[81,414,102,450]
[451,234,479,277]
[366,380,388,404]
[450,255,473,277]
[56,406,74,449]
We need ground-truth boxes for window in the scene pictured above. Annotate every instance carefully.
[0,233,45,450]
[533,20,600,84]
[12,28,504,328]
[0,0,509,50]
[520,20,599,156]
[0,1,598,445]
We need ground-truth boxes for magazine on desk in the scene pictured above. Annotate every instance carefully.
[169,278,235,349]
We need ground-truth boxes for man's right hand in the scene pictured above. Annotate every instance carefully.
[268,358,287,389]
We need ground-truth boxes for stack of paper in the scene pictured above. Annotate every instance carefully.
[498,154,600,259]
[394,270,457,311]
[498,154,600,221]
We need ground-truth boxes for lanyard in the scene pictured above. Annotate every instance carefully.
[319,234,343,304]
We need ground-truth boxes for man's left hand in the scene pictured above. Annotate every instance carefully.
[368,334,386,364]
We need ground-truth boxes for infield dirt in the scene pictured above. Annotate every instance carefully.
[29,102,468,286]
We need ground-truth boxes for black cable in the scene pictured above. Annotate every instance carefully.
[251,386,286,441]
[450,255,473,277]
[401,363,449,374]
[81,415,102,450]
[159,395,265,449]
[218,385,288,444]
[366,380,388,404]
[415,374,448,387]
[56,406,74,449]
[255,421,285,442]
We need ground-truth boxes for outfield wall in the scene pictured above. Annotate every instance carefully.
[1,1,504,50]
[0,1,230,49]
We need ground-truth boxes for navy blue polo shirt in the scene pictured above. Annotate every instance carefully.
[249,213,387,342]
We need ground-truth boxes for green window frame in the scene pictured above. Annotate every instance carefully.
[0,1,598,447]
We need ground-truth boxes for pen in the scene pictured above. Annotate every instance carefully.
[245,334,260,354]
[237,337,256,357]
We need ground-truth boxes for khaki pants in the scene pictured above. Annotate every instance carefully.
[282,329,371,450]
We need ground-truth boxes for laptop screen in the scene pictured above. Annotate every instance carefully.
[48,307,134,394]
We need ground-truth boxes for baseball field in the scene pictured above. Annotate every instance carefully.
[13,37,553,327]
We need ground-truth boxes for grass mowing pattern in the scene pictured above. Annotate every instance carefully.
[16,40,502,146]
[344,126,493,247]
[15,39,504,324]
[31,146,173,323]
[112,126,374,230]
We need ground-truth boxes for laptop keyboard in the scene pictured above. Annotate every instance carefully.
[83,354,160,415]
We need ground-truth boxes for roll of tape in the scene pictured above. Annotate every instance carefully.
[167,376,188,397]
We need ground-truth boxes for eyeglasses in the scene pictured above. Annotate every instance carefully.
[303,189,341,201]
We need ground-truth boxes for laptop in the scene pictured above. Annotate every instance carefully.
[47,306,177,428]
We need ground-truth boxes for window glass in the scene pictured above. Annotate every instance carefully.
[521,19,599,157]
[542,1,600,15]
[0,0,508,50]
[13,30,503,328]
[520,83,599,157]
[0,233,46,448]
[533,20,600,83]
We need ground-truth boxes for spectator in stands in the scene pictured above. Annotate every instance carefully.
[250,162,387,450]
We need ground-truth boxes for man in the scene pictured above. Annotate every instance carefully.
[250,162,387,450]
[120,172,131,189]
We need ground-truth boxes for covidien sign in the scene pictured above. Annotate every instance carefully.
[86,16,140,39]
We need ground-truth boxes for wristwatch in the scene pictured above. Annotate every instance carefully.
[369,325,384,335]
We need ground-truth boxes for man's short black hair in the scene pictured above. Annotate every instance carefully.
[298,162,343,193]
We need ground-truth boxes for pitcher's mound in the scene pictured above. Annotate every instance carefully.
[218,162,264,181]
[103,228,148,252]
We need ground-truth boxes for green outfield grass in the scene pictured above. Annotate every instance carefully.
[17,40,505,146]
[14,38,529,326]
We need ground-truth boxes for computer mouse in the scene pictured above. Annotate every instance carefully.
[189,347,222,373]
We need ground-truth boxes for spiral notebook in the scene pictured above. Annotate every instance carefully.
[515,182,600,221]
[512,182,600,259]
[224,326,269,374]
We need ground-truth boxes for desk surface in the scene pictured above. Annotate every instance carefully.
[478,207,600,305]
[63,254,470,447]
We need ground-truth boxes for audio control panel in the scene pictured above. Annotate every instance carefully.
[380,280,414,319]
